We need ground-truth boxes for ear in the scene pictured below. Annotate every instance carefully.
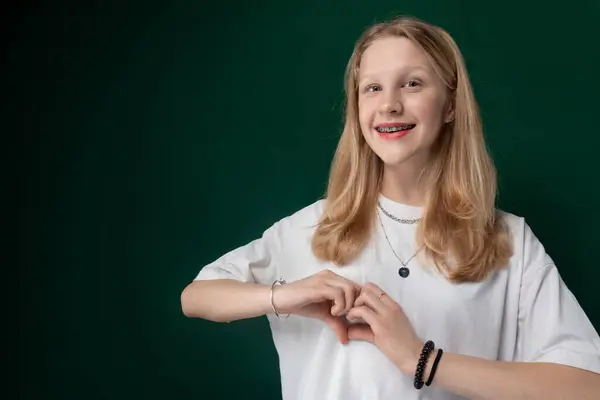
[443,92,455,123]
[444,90,456,124]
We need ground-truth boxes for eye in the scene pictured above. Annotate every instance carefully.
[404,79,422,88]
[364,84,382,93]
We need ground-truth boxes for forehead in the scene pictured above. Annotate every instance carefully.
[358,36,431,78]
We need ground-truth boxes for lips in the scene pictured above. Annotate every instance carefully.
[374,122,416,140]
[375,123,416,133]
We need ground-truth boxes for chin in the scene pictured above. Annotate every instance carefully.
[374,149,416,167]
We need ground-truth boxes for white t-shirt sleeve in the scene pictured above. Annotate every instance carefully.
[193,221,282,285]
[515,223,600,374]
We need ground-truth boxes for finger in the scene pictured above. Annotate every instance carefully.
[361,282,386,298]
[346,305,378,327]
[323,314,349,344]
[354,289,386,315]
[347,323,374,343]
[326,280,359,315]
[360,282,395,309]
[338,277,362,310]
[321,285,346,316]
[319,269,362,289]
[350,280,363,293]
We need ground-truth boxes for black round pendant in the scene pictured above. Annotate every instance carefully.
[398,267,410,278]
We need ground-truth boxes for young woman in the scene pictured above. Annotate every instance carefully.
[181,16,600,399]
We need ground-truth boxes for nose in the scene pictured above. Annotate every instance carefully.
[379,92,403,115]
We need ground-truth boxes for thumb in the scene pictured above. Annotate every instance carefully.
[324,315,349,344]
[348,324,374,343]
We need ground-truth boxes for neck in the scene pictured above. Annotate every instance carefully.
[380,163,431,207]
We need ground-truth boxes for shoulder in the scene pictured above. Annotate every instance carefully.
[262,198,326,242]
[274,198,326,232]
[496,209,554,272]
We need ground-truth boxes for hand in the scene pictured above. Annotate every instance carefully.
[272,269,362,344]
[346,282,424,374]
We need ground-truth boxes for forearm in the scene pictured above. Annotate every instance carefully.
[401,351,600,400]
[181,279,272,322]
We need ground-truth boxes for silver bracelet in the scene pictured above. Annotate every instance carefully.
[270,278,290,320]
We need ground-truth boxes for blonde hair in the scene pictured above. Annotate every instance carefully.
[311,16,512,283]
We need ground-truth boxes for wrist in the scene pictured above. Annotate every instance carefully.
[399,340,425,376]
[269,278,292,317]
[399,341,438,383]
[421,349,437,383]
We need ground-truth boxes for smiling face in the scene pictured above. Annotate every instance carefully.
[357,36,454,171]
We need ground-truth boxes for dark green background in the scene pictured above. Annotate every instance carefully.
[15,1,599,399]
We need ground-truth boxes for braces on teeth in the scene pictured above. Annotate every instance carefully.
[377,124,415,133]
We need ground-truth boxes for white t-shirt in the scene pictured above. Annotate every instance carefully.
[194,194,600,400]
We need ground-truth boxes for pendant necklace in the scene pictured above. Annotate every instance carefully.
[376,201,424,278]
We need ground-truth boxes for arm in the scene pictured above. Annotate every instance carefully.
[411,223,600,399]
[182,270,365,345]
[347,282,600,400]
[400,349,600,400]
[182,221,282,322]
[181,279,272,322]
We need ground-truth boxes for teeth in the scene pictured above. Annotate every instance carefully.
[376,124,415,133]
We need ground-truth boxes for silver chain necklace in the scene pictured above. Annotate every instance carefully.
[377,201,422,224]
[376,208,424,277]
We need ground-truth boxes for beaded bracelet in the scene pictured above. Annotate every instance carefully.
[413,340,435,389]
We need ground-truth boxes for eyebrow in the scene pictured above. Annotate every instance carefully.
[358,66,430,84]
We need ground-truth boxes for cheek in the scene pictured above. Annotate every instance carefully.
[410,95,447,125]
[358,102,373,130]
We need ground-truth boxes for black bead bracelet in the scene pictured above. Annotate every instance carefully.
[413,340,435,390]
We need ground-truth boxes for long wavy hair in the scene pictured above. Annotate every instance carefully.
[311,16,512,283]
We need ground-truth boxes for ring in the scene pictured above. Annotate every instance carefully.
[378,291,385,299]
